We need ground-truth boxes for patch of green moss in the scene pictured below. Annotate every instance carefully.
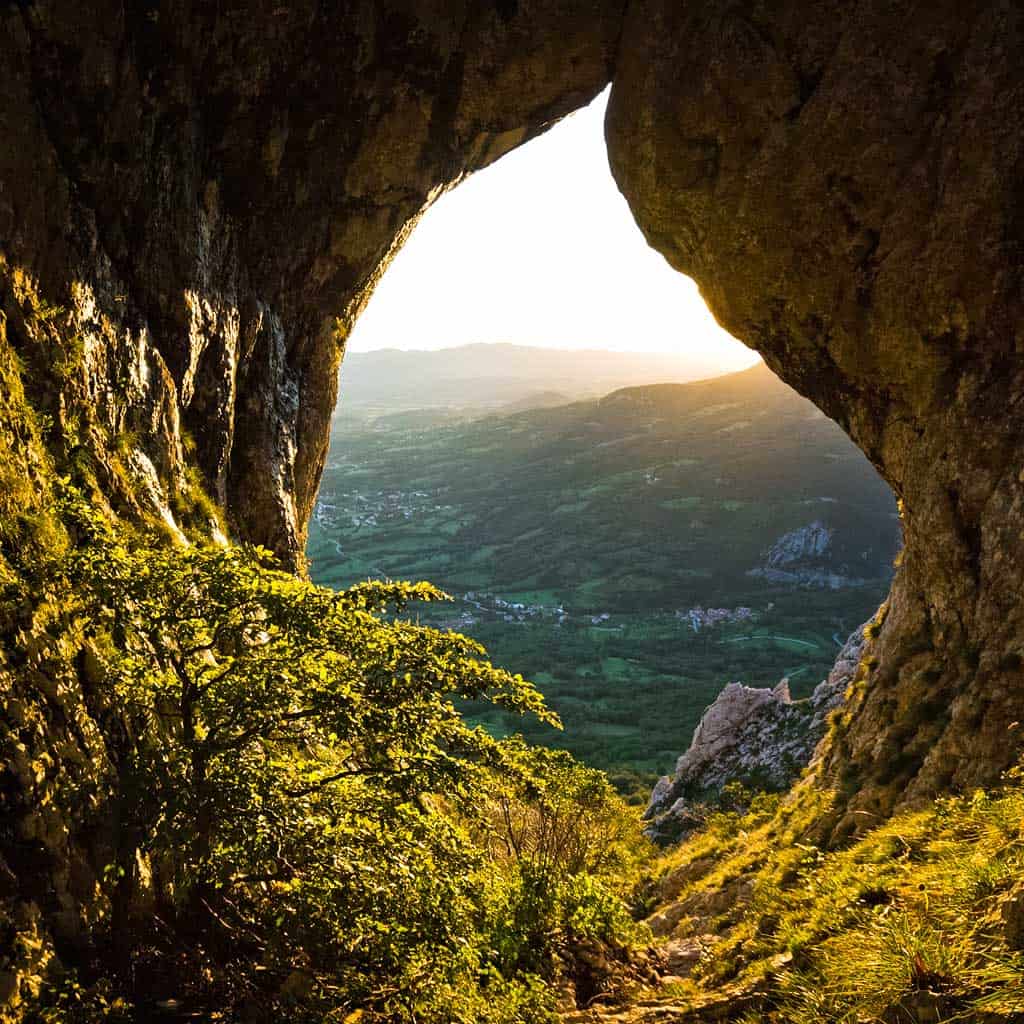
[0,311,68,582]
[169,462,226,538]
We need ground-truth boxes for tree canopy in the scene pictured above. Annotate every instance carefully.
[48,493,647,1022]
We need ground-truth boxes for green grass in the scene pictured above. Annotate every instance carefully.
[648,773,1024,1021]
[501,588,562,605]
[720,635,821,651]
[601,656,647,681]
[553,500,591,514]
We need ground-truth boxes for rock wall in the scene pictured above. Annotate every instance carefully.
[0,3,625,1012]
[0,0,624,564]
[607,0,1024,836]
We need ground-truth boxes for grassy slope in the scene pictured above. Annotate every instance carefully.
[641,765,1024,1021]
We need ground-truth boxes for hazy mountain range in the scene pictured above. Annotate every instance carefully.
[336,342,759,421]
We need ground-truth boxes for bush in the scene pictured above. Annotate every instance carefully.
[480,744,650,997]
[48,493,644,1022]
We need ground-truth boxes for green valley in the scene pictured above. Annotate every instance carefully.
[309,360,900,783]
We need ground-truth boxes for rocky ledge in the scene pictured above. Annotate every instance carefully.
[643,629,865,844]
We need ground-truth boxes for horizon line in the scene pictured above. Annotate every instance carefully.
[346,339,762,361]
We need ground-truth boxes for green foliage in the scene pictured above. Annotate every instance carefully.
[482,745,650,980]
[0,315,68,589]
[26,973,133,1024]
[32,300,67,324]
[50,494,643,1022]
[169,461,227,535]
[50,331,85,382]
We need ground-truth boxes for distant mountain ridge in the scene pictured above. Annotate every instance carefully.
[337,342,759,417]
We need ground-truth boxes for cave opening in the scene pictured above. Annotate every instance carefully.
[308,88,900,789]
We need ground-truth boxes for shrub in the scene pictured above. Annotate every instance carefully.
[481,745,649,979]
[48,493,642,1022]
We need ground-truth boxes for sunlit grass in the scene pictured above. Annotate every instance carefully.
[644,770,1024,1021]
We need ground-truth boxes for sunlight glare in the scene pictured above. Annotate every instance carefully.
[348,88,759,372]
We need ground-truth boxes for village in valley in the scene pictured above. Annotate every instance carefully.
[314,489,762,633]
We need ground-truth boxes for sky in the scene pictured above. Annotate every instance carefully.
[347,88,758,372]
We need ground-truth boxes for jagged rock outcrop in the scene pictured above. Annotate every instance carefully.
[748,521,875,588]
[749,518,900,589]
[643,630,864,843]
[767,522,833,567]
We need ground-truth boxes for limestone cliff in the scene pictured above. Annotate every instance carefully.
[6,1,1022,828]
[643,630,864,844]
[0,3,624,1013]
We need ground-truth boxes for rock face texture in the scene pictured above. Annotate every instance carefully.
[765,521,833,568]
[747,520,891,588]
[5,2,1022,832]
[0,3,626,1014]
[644,631,864,843]
[1,0,624,563]
[607,1,1024,836]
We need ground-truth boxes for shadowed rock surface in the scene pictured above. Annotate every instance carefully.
[0,0,624,563]
[7,2,1022,818]
[0,3,626,1013]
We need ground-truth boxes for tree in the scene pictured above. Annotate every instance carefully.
[61,494,577,1021]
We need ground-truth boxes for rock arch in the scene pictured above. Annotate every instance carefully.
[2,0,1022,843]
